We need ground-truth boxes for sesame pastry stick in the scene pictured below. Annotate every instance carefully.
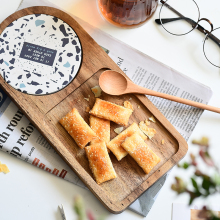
[90,98,133,126]
[107,123,147,161]
[121,132,161,174]
[90,115,110,152]
[85,142,117,184]
[59,108,97,149]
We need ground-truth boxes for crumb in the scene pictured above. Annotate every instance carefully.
[86,107,90,112]
[144,119,150,126]
[88,95,90,97]
[84,98,89,102]
[139,121,156,139]
[137,105,140,109]
[149,116,156,123]
[161,139,165,145]
[91,86,102,98]
[78,100,80,102]
[124,101,133,110]
[114,127,124,134]
[129,98,132,100]
[0,162,10,174]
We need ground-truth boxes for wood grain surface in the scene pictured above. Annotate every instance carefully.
[0,6,188,213]
[191,209,220,220]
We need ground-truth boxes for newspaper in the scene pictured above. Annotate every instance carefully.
[0,0,212,216]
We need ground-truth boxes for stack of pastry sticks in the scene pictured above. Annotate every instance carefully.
[60,98,160,184]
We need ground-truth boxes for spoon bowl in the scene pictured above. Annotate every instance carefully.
[99,70,128,95]
[99,70,220,114]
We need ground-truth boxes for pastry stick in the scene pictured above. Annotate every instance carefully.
[121,132,161,174]
[59,108,96,149]
[90,115,110,152]
[85,142,117,184]
[90,98,133,126]
[107,123,147,161]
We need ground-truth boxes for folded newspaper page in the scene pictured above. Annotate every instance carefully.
[0,0,212,216]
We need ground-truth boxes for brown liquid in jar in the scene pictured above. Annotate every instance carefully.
[97,0,158,28]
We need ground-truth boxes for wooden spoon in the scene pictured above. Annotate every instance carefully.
[99,70,220,113]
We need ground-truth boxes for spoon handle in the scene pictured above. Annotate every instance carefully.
[136,87,220,113]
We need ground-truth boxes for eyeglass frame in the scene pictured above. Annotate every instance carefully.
[155,0,220,68]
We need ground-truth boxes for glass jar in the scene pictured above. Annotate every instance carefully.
[97,0,158,28]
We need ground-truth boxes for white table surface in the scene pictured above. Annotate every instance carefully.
[0,0,220,219]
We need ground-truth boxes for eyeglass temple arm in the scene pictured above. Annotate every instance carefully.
[156,1,220,46]
[155,17,194,25]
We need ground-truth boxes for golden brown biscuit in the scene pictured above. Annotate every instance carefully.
[90,98,133,126]
[107,123,147,161]
[121,132,161,174]
[59,108,96,149]
[85,142,117,184]
[90,115,110,152]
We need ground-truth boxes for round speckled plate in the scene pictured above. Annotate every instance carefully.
[0,13,82,95]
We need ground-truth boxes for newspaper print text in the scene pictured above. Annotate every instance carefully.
[0,109,23,149]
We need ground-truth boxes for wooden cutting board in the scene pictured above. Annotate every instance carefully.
[0,6,188,213]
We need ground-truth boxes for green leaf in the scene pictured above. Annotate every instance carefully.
[183,162,190,169]
[97,216,106,220]
[191,178,199,192]
[74,196,86,220]
[202,178,211,191]
[213,173,220,186]
[188,191,202,205]
[189,196,194,205]
[178,162,190,169]
[192,137,209,147]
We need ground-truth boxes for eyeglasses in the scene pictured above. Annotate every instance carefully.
[155,0,220,68]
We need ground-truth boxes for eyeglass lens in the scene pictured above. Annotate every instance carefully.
[159,0,200,36]
[203,28,220,68]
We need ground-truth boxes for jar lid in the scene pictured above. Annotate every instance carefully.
[0,13,82,95]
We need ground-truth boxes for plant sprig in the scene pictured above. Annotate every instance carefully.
[171,137,220,220]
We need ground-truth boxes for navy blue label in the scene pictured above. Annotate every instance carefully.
[0,87,7,108]
[19,42,57,66]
